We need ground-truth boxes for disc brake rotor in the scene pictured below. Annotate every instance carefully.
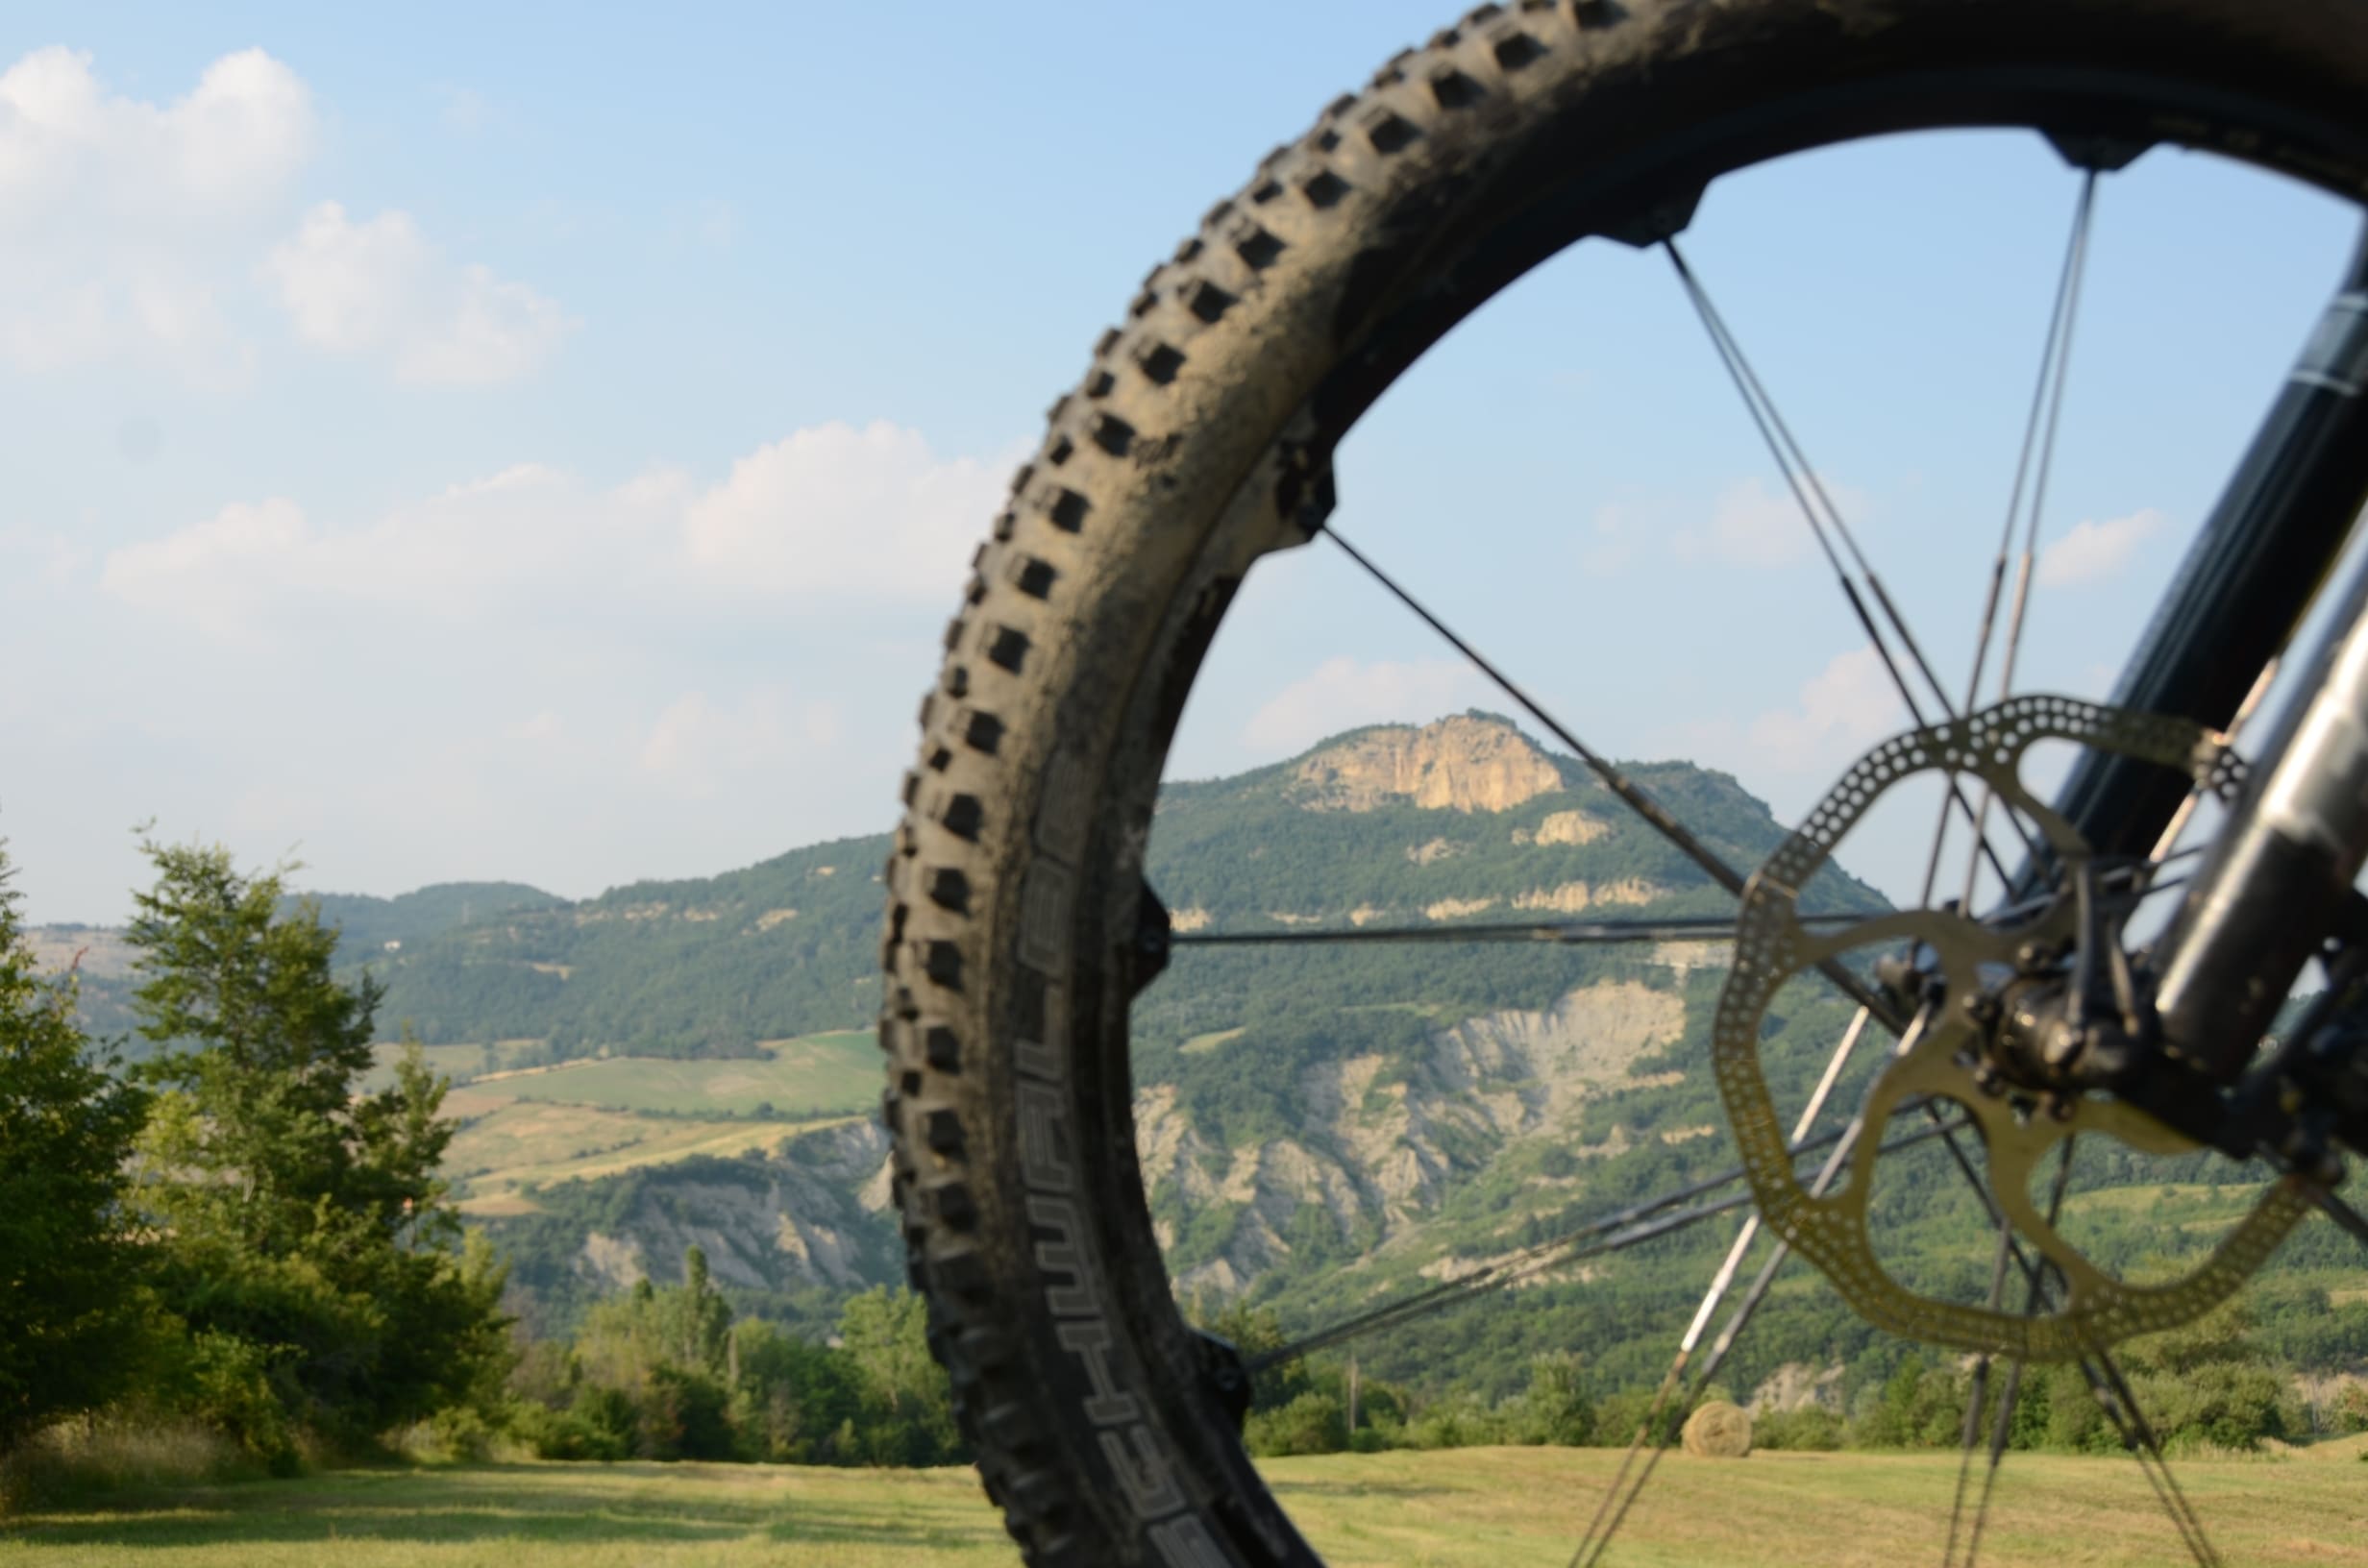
[1714,695,2318,1360]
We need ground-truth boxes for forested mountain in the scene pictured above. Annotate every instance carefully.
[358,710,1878,1063]
[305,881,559,955]
[358,837,890,1058]
[473,714,2362,1407]
[35,713,2368,1409]
[32,880,559,1048]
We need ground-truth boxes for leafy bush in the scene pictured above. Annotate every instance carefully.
[1407,1393,1509,1450]
[1590,1388,1685,1449]
[1508,1353,1593,1446]
[1850,1356,1965,1450]
[1246,1392,1348,1457]
[1754,1407,1843,1451]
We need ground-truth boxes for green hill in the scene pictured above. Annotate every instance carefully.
[37,712,2366,1399]
[362,837,889,1059]
[302,880,560,955]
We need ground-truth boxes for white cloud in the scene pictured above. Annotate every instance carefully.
[1579,501,1638,576]
[98,496,308,637]
[98,460,685,641]
[262,201,577,383]
[682,421,1012,596]
[0,48,569,384]
[1671,476,1875,570]
[432,85,488,135]
[0,523,87,587]
[639,688,842,798]
[1744,646,1908,774]
[2036,508,2168,588]
[1241,656,1489,756]
[0,45,312,221]
[674,197,737,251]
[98,420,1009,633]
[0,47,311,379]
[1674,478,1813,568]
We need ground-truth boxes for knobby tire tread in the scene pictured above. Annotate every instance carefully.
[876,2,2368,1563]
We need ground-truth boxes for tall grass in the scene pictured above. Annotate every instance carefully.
[0,1417,269,1510]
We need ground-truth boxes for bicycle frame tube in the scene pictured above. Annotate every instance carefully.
[2156,551,2368,1078]
[2041,223,2368,881]
[2095,222,2368,1080]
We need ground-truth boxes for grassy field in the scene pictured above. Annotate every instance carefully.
[5,1445,2365,1567]
[358,1029,883,1209]
[487,1031,879,1116]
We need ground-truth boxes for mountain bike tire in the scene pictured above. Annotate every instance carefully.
[877,3,2368,1563]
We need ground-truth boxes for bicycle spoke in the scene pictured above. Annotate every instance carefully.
[2088,1352,2223,1568]
[1573,1139,1843,1566]
[1928,1144,2222,1568]
[1568,1007,1875,1560]
[1947,172,2102,912]
[1572,1009,1924,1568]
[1324,525,1908,1034]
[1320,526,1753,900]
[1958,1137,2081,1568]
[1662,239,2038,892]
[1244,1108,1966,1376]
[1942,1213,2021,1568]
[2307,1183,2368,1249]
[1989,173,2101,711]
[1171,914,1858,948]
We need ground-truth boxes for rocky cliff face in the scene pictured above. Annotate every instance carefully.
[411,709,1831,1335]
[1144,972,1699,1299]
[1290,714,1566,814]
[523,1122,900,1307]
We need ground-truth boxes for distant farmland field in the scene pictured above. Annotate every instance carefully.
[487,1031,879,1116]
[5,1444,2364,1567]
[358,1029,881,1209]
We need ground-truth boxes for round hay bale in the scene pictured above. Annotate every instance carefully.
[1680,1400,1753,1458]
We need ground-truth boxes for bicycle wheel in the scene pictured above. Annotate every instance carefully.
[878,2,2368,1563]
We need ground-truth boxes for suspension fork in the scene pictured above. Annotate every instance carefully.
[2156,548,2368,1079]
[2025,224,2368,1080]
[2042,222,2368,874]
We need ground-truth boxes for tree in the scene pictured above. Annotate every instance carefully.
[0,843,151,1456]
[1513,1351,1594,1446]
[835,1286,963,1465]
[666,1245,733,1377]
[126,839,508,1455]
[729,1320,856,1462]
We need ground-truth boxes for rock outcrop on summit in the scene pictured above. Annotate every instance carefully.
[1290,714,1566,814]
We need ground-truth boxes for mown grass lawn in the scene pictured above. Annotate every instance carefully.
[4,1444,2364,1567]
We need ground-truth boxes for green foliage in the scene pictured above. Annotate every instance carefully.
[1582,1386,1677,1450]
[1405,1391,1512,1450]
[1188,1298,1308,1412]
[1509,1352,1594,1446]
[0,844,152,1457]
[124,839,512,1458]
[1246,1392,1347,1457]
[835,1286,962,1465]
[1755,1407,1844,1451]
[299,883,557,957]
[364,837,892,1058]
[1851,1355,1967,1449]
[504,1270,956,1468]
[2117,1304,2305,1453]
[730,1320,858,1463]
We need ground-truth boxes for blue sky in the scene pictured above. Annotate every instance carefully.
[2,4,2360,923]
